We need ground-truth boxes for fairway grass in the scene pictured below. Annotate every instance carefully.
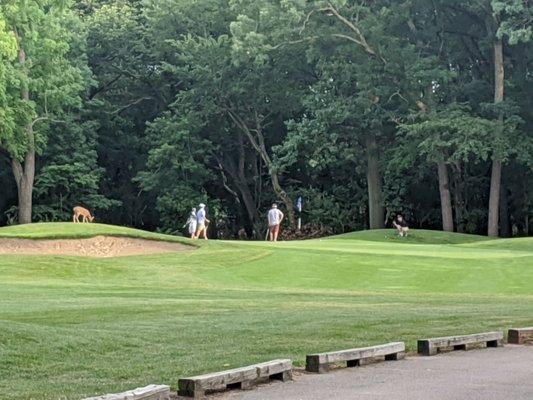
[0,224,532,399]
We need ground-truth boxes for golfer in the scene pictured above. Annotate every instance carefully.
[393,214,409,237]
[267,203,284,242]
[195,203,210,240]
[184,207,197,239]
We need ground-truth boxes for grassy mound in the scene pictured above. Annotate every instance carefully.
[0,222,190,243]
[333,228,489,244]
[0,224,532,399]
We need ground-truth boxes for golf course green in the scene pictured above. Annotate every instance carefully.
[0,223,532,399]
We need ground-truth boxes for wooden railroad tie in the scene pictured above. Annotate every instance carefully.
[417,331,504,356]
[508,327,533,344]
[83,384,170,400]
[178,359,292,399]
[305,342,405,374]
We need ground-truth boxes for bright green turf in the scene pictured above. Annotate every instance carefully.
[0,222,191,243]
[0,224,532,399]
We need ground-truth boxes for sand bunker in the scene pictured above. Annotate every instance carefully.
[0,235,193,258]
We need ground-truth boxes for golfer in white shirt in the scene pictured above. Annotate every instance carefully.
[267,203,284,242]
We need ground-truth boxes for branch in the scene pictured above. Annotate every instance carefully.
[88,74,123,100]
[110,97,152,115]
[226,108,262,154]
[388,90,409,104]
[216,160,241,204]
[443,29,483,40]
[299,7,331,35]
[110,65,142,80]
[326,2,385,62]
[331,33,369,49]
[253,110,272,165]
[268,36,318,50]
[30,116,65,128]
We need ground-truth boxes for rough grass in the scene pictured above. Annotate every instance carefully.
[0,224,532,399]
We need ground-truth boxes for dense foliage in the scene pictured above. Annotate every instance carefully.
[0,0,532,237]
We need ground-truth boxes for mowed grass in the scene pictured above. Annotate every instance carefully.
[0,224,532,399]
[0,222,191,243]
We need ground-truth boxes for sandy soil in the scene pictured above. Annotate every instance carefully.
[0,235,193,258]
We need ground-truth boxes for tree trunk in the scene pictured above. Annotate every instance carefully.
[499,183,511,237]
[236,133,260,227]
[220,132,261,228]
[437,161,454,232]
[11,32,35,224]
[488,159,502,237]
[487,38,504,237]
[365,135,384,229]
[235,181,260,226]
[450,163,467,233]
[453,188,466,233]
[11,151,35,224]
[227,109,296,228]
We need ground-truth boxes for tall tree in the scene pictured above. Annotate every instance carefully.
[0,0,86,224]
[0,11,17,145]
[149,4,313,229]
[487,0,532,235]
[486,3,506,237]
[400,106,498,232]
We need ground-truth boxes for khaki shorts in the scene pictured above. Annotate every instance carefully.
[196,224,206,233]
[269,224,280,235]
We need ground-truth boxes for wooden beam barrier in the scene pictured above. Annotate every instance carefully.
[508,327,533,344]
[418,331,504,356]
[305,342,405,374]
[178,359,292,399]
[83,384,170,400]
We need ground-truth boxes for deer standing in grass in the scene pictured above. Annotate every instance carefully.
[72,206,94,223]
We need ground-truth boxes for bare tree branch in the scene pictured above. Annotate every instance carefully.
[325,2,385,62]
[299,8,331,35]
[89,74,123,100]
[110,97,152,115]
[331,33,368,48]
[268,36,318,50]
[30,116,65,129]
[216,160,241,204]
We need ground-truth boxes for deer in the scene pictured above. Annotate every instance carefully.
[72,206,95,223]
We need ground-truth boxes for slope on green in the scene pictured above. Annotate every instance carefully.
[0,224,531,400]
[333,229,491,244]
[463,236,533,252]
[0,222,191,244]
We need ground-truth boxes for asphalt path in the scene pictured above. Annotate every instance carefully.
[224,345,533,400]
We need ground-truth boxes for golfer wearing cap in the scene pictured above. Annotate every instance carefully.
[194,203,210,240]
[267,203,284,242]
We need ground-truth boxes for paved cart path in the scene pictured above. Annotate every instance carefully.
[225,345,533,400]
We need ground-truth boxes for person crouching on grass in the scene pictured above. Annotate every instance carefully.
[267,203,284,242]
[194,203,210,240]
[393,214,409,237]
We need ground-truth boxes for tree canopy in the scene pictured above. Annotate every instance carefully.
[0,0,531,237]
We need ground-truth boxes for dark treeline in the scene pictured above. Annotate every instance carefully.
[0,0,532,238]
